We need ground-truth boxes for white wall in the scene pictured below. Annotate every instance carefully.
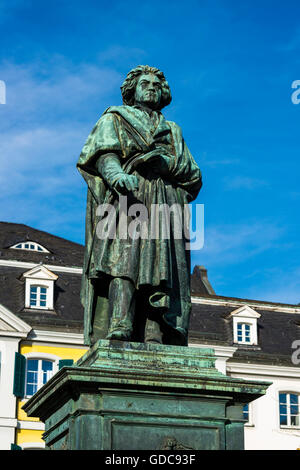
[0,337,21,450]
[228,366,300,450]
[0,423,16,450]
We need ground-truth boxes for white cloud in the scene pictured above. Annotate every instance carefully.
[244,267,300,305]
[200,151,240,168]
[0,57,124,238]
[0,125,86,195]
[0,57,122,166]
[191,220,300,304]
[223,175,269,191]
[193,220,284,267]
[1,57,122,128]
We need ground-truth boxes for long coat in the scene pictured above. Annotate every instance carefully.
[77,105,202,346]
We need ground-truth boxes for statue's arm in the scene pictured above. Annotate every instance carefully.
[97,153,139,193]
[164,122,202,201]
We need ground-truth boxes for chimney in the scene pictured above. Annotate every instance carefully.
[191,265,216,296]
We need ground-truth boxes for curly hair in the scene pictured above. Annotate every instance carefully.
[120,65,172,110]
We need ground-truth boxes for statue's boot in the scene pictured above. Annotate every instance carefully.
[144,318,163,344]
[106,277,135,341]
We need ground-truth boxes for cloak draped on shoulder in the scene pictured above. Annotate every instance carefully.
[77,105,202,346]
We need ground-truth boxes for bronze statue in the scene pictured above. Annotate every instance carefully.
[77,65,202,346]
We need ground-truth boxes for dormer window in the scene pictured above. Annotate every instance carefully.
[10,241,49,253]
[227,305,261,346]
[22,265,58,310]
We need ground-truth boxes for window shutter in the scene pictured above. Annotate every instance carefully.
[11,444,22,450]
[58,359,74,370]
[13,352,26,398]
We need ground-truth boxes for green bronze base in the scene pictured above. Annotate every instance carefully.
[23,341,270,450]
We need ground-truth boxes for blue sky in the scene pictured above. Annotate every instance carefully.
[0,0,300,304]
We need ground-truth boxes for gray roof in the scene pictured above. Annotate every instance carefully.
[0,222,84,332]
[189,297,300,366]
[0,221,84,268]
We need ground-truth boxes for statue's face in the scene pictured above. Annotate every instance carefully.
[134,73,162,110]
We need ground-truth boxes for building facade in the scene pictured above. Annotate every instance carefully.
[1,222,300,450]
[0,222,87,449]
[190,270,300,450]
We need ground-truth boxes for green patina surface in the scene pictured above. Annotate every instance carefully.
[23,341,271,450]
[77,65,202,347]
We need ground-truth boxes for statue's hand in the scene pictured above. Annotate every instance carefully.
[113,174,139,193]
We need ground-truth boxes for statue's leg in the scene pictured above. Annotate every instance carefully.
[144,318,163,344]
[106,277,135,341]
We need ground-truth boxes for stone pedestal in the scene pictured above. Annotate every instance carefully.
[23,341,270,450]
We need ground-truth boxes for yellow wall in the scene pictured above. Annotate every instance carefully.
[20,342,88,360]
[18,401,40,422]
[17,429,44,445]
[16,341,88,447]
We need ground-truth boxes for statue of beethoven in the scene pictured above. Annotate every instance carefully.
[77,65,202,346]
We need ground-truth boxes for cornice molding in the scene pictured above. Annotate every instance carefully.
[22,264,58,281]
[189,342,237,358]
[227,362,300,378]
[0,303,32,336]
[28,329,85,345]
[227,305,261,319]
[0,259,82,274]
[0,417,18,428]
[191,296,300,314]
[17,420,45,431]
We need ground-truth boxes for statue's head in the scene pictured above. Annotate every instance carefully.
[121,65,172,111]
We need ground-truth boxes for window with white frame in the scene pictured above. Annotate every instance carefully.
[25,359,54,397]
[29,285,48,308]
[243,403,249,422]
[236,322,251,344]
[10,241,49,252]
[279,392,300,427]
[23,265,58,310]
